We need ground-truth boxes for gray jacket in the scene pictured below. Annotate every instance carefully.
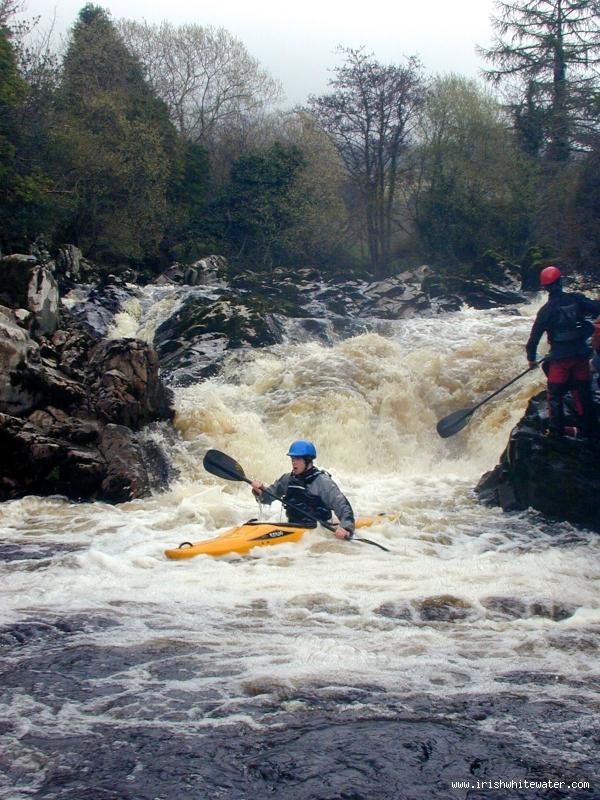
[258,469,355,534]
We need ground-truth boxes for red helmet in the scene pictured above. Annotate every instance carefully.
[540,266,561,286]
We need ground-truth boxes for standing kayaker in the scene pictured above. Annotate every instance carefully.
[526,266,600,438]
[250,440,355,540]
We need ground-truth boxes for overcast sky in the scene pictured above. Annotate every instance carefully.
[21,0,498,105]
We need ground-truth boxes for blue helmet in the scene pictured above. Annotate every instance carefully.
[287,440,317,459]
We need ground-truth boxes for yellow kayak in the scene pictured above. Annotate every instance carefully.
[165,515,389,559]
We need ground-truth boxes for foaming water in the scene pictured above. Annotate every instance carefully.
[1,297,599,798]
[173,300,546,480]
[106,284,225,343]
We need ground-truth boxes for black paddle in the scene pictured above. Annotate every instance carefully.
[203,448,390,552]
[436,361,543,438]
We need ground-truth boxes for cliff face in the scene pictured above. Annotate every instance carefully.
[476,391,600,532]
[0,255,175,504]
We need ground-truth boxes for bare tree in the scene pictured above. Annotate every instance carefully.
[309,47,425,276]
[0,0,24,29]
[118,19,282,148]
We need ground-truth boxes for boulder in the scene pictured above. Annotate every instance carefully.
[0,307,43,415]
[55,244,83,282]
[0,254,38,308]
[183,255,227,286]
[422,272,527,310]
[69,274,137,338]
[27,407,100,445]
[87,339,174,428]
[154,255,227,286]
[0,412,65,497]
[476,391,600,531]
[361,279,430,318]
[27,266,60,335]
[154,294,283,383]
[0,303,175,502]
[0,255,59,334]
[98,424,150,502]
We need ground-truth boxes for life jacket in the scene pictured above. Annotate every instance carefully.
[549,301,585,343]
[284,467,331,525]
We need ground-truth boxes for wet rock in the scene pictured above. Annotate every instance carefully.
[27,266,60,335]
[61,445,109,496]
[0,412,64,495]
[528,601,576,621]
[69,274,137,338]
[0,411,101,500]
[285,593,359,616]
[481,596,528,620]
[138,428,179,492]
[55,244,84,283]
[148,260,530,379]
[373,601,414,621]
[0,307,43,415]
[0,408,167,503]
[0,255,60,335]
[154,255,227,286]
[421,255,527,310]
[0,303,174,502]
[183,255,227,286]
[418,595,474,622]
[26,407,100,445]
[154,294,283,382]
[51,319,96,381]
[28,357,88,412]
[476,391,600,531]
[362,277,431,319]
[87,339,173,428]
[0,254,38,308]
[98,424,150,502]
[482,596,576,621]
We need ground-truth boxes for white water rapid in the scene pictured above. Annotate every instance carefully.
[1,296,599,799]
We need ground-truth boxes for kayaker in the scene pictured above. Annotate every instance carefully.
[526,266,600,438]
[250,440,355,540]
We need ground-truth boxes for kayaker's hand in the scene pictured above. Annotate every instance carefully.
[528,360,538,370]
[251,480,263,496]
[334,526,351,540]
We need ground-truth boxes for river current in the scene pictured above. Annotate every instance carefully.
[1,294,599,799]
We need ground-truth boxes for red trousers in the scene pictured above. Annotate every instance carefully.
[546,357,593,432]
[546,357,590,384]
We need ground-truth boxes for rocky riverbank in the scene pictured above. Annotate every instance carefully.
[476,390,600,532]
[0,254,174,503]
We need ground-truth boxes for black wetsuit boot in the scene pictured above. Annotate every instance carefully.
[573,379,597,438]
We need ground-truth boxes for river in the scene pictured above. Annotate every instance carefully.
[1,295,598,799]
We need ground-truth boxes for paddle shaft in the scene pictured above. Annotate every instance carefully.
[467,362,542,416]
[437,359,545,437]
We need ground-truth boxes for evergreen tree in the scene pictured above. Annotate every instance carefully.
[0,25,51,251]
[564,138,600,274]
[222,142,305,269]
[164,139,212,261]
[54,4,181,266]
[480,0,600,163]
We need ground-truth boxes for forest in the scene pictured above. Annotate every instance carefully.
[2,0,600,282]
